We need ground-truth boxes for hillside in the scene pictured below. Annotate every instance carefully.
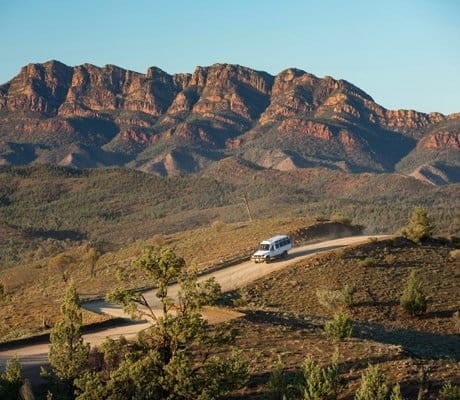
[0,61,459,182]
[0,164,458,272]
[225,238,460,399]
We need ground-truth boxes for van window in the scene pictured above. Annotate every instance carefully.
[259,244,270,251]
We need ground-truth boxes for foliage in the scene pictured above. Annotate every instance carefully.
[400,270,427,316]
[324,313,353,339]
[293,352,340,400]
[267,356,288,400]
[341,284,356,307]
[402,206,435,243]
[47,282,90,396]
[358,257,375,268]
[354,365,388,400]
[438,382,460,400]
[390,384,405,400]
[316,285,355,311]
[331,213,352,225]
[0,282,6,302]
[76,246,248,399]
[0,355,24,400]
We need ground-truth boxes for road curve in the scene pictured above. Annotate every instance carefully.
[0,235,387,382]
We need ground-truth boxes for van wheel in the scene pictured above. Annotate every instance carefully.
[282,251,288,259]
[265,256,271,263]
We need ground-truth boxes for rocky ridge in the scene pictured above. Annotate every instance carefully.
[0,61,459,183]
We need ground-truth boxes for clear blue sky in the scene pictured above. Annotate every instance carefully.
[1,0,459,114]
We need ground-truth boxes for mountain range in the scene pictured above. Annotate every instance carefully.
[0,60,459,184]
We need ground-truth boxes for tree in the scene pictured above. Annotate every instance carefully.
[293,352,340,400]
[85,247,100,278]
[354,365,388,400]
[0,355,24,400]
[47,282,90,397]
[402,206,435,243]
[75,246,248,400]
[400,270,427,316]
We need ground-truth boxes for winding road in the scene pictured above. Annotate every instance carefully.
[0,235,386,384]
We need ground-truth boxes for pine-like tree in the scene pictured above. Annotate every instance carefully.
[402,206,435,243]
[47,282,90,396]
[75,246,248,400]
[0,356,24,400]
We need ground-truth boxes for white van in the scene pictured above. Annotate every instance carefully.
[251,235,292,263]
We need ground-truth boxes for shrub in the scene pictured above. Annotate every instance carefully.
[438,382,460,400]
[0,283,6,302]
[400,270,427,316]
[358,257,375,268]
[316,289,343,311]
[401,206,435,243]
[341,284,356,307]
[325,313,353,339]
[211,220,226,232]
[294,353,340,400]
[0,356,24,400]
[354,365,388,400]
[390,384,405,400]
[267,356,288,400]
[331,213,352,225]
[384,254,396,266]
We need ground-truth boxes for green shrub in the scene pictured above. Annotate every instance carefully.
[401,206,435,243]
[354,365,388,400]
[400,270,427,316]
[294,353,340,400]
[438,382,460,400]
[390,384,405,400]
[325,313,353,339]
[0,356,24,400]
[267,356,288,400]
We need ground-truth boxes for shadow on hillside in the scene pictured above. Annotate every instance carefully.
[353,321,460,360]
[25,228,86,241]
[242,310,460,360]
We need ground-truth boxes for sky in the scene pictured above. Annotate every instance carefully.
[0,0,459,114]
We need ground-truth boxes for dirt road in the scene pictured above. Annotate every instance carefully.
[0,235,385,382]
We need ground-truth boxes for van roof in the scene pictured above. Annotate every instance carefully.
[261,235,289,244]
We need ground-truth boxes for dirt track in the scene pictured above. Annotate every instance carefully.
[0,235,385,383]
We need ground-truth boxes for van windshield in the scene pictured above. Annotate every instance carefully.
[258,244,270,251]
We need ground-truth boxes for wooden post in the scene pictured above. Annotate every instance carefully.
[242,192,253,222]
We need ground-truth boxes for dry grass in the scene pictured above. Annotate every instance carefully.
[0,216,314,342]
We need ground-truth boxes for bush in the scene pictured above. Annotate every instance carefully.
[267,356,288,400]
[341,284,356,307]
[438,382,460,400]
[317,285,355,311]
[390,384,405,400]
[384,254,396,266]
[325,313,353,339]
[400,270,427,316]
[211,220,226,232]
[402,206,435,243]
[358,257,375,268]
[354,365,388,400]
[331,213,352,225]
[293,353,340,400]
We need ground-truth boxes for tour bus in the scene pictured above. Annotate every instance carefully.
[251,235,292,263]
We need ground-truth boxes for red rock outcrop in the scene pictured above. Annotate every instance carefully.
[0,61,458,178]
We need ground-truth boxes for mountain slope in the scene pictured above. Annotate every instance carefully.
[0,61,458,181]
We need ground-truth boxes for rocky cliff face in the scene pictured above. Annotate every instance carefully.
[0,61,458,182]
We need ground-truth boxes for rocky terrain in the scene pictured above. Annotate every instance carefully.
[0,61,458,183]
